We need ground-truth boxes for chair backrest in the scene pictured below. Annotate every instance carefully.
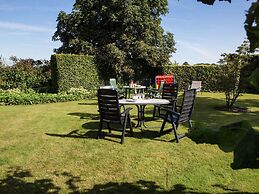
[190,81,202,92]
[98,89,121,123]
[162,83,178,101]
[178,89,196,124]
[100,86,113,89]
[109,78,118,90]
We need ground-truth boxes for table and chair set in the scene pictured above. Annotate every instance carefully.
[97,78,199,144]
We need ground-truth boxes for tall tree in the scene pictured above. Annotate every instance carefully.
[53,0,176,82]
[218,40,252,109]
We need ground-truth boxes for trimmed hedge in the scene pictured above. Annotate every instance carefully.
[51,54,99,92]
[164,55,259,92]
[164,65,222,91]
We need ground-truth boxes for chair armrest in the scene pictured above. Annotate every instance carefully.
[160,107,180,116]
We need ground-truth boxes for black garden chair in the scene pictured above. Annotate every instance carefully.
[153,83,179,119]
[159,89,196,143]
[97,89,133,144]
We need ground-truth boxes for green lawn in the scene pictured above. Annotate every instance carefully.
[0,92,258,193]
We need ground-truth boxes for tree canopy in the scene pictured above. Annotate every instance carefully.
[53,0,176,82]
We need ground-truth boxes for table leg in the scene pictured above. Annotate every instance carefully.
[135,105,147,130]
[125,88,128,99]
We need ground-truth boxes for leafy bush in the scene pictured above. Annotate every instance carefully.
[51,54,100,92]
[0,88,95,106]
[0,58,51,92]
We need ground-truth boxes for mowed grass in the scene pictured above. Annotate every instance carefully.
[0,92,258,193]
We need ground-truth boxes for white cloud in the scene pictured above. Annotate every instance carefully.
[0,21,52,32]
[177,40,214,58]
[0,4,58,12]
[0,5,22,11]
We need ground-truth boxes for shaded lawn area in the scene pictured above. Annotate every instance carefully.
[0,92,258,193]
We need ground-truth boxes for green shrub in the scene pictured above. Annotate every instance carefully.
[51,54,100,92]
[0,88,95,105]
[0,59,51,92]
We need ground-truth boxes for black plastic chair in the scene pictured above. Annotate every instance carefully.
[97,89,133,144]
[159,89,196,143]
[153,83,179,119]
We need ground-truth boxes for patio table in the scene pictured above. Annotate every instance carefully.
[119,98,171,130]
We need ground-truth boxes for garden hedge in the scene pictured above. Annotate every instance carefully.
[164,55,259,92]
[164,65,222,91]
[51,54,100,92]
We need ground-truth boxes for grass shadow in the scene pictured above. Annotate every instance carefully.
[1,167,256,193]
[80,180,210,194]
[0,167,60,194]
[46,127,98,139]
[78,102,97,106]
[231,159,259,170]
[68,112,99,120]
[82,121,99,130]
[191,95,259,129]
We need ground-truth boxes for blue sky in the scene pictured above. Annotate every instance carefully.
[0,0,255,65]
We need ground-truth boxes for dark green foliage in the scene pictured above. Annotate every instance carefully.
[53,0,176,83]
[50,54,99,92]
[188,120,259,169]
[248,67,259,90]
[217,120,251,152]
[245,1,259,52]
[197,0,231,5]
[182,61,189,66]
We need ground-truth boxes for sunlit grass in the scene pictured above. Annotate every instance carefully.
[0,92,258,193]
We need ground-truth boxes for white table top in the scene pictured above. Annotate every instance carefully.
[119,98,170,105]
[123,85,146,89]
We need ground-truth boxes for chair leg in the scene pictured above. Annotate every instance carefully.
[172,123,179,143]
[159,118,167,135]
[152,106,157,119]
[121,130,125,144]
[107,123,111,133]
[121,115,128,144]
[159,111,170,135]
[188,120,192,130]
[98,121,103,139]
[128,116,134,137]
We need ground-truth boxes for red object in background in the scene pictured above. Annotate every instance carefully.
[155,75,174,88]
